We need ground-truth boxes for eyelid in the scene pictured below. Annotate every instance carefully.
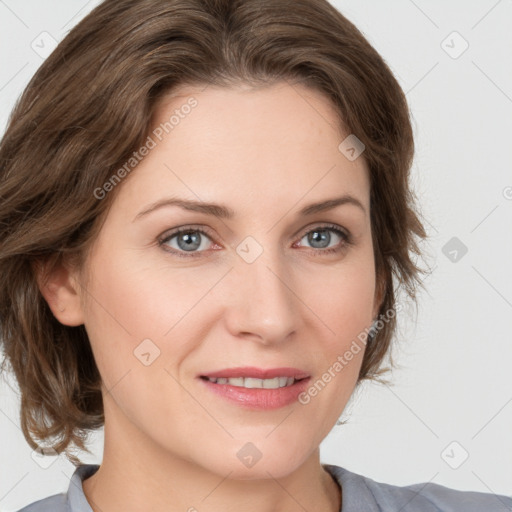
[295,222,350,241]
[158,224,214,238]
[158,222,352,257]
[157,224,218,256]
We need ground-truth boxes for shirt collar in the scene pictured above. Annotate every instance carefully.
[67,464,99,512]
[66,463,379,512]
[323,463,380,511]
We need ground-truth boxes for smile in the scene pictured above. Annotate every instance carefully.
[201,376,300,388]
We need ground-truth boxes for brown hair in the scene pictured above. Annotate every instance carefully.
[0,0,426,464]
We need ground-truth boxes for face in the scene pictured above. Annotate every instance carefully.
[64,81,381,479]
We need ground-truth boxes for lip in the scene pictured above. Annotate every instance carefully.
[198,367,311,410]
[200,366,310,380]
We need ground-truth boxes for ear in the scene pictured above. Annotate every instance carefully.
[33,256,85,326]
[372,267,387,320]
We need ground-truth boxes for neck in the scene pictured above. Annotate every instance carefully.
[82,399,341,512]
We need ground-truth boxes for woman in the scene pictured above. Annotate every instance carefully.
[0,0,510,511]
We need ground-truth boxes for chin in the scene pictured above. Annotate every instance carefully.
[200,441,308,481]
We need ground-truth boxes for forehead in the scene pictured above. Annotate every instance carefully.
[116,81,370,218]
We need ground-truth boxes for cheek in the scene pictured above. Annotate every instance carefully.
[293,267,373,428]
[299,255,376,338]
[82,237,376,370]
[80,247,229,387]
[82,248,201,338]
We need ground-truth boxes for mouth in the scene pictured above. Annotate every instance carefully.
[197,367,311,410]
[200,375,307,389]
[199,366,310,385]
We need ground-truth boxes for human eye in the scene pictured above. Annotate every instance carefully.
[294,223,352,255]
[158,225,218,258]
[157,223,352,259]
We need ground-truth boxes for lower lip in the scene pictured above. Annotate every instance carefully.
[199,377,311,410]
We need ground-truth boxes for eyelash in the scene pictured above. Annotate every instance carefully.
[158,224,352,259]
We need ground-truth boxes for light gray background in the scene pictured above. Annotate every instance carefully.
[1,0,511,510]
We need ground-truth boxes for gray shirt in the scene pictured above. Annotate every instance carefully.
[17,463,512,511]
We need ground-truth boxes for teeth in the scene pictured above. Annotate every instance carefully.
[207,376,297,389]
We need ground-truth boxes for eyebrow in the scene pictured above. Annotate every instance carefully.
[133,194,366,222]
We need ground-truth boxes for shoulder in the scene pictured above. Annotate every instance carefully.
[324,463,512,512]
[15,464,100,512]
[365,474,512,511]
[16,493,67,512]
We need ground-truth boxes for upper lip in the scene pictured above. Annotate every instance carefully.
[200,367,310,380]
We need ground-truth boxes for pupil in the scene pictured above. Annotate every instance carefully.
[309,229,329,248]
[178,232,201,251]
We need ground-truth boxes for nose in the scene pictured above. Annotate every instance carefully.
[222,246,300,346]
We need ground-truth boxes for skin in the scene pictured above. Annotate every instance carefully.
[39,81,383,512]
